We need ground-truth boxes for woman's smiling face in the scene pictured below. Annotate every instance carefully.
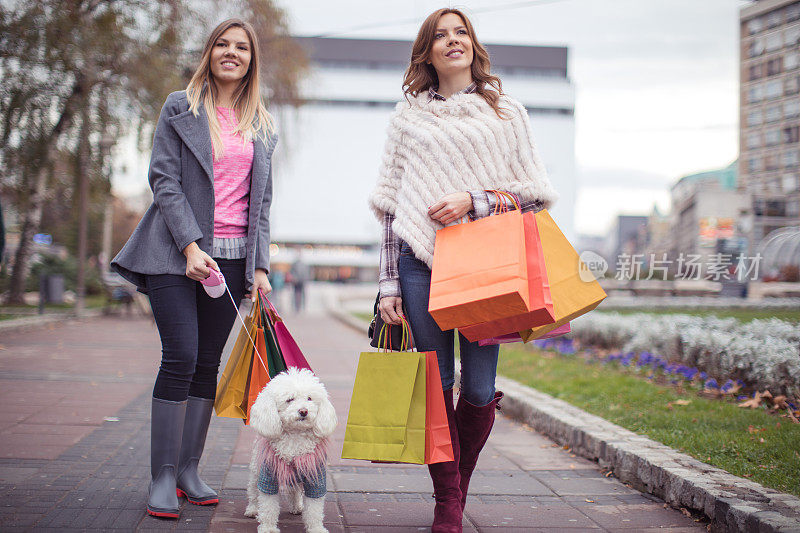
[428,13,474,78]
[209,26,252,87]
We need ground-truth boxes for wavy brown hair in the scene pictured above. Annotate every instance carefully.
[186,19,275,159]
[403,8,507,118]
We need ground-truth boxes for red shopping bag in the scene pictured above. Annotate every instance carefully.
[429,195,552,331]
[424,352,454,464]
[460,211,554,342]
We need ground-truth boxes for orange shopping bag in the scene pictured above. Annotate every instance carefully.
[429,195,547,331]
[460,210,554,342]
[424,352,454,464]
[240,298,271,424]
[520,210,607,341]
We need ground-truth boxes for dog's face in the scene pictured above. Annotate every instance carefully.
[273,384,322,431]
[249,368,338,440]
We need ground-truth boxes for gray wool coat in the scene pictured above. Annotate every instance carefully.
[111,91,278,292]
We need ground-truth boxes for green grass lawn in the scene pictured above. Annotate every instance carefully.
[597,307,800,323]
[497,346,800,497]
[354,312,374,323]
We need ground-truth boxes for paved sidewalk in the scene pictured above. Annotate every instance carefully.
[0,309,706,531]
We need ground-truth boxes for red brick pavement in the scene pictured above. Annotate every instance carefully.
[0,310,707,532]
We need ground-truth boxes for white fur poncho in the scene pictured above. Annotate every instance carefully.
[369,91,559,268]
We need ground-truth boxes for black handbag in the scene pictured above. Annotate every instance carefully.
[368,294,414,350]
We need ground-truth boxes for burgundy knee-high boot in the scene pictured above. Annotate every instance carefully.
[428,388,462,533]
[456,391,503,510]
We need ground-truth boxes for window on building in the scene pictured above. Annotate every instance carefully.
[749,83,764,102]
[749,157,762,172]
[753,198,765,215]
[784,126,800,144]
[785,25,800,47]
[766,128,781,146]
[747,132,761,149]
[783,173,800,193]
[766,153,780,170]
[765,104,782,122]
[749,63,763,80]
[765,199,786,216]
[786,51,800,70]
[767,57,782,75]
[785,75,800,95]
[788,4,800,22]
[767,11,782,28]
[765,79,783,98]
[783,149,800,167]
[750,37,765,57]
[748,108,763,126]
[788,199,800,217]
[748,17,763,34]
[786,100,800,118]
[766,32,783,51]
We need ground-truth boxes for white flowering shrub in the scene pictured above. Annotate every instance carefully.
[569,312,800,396]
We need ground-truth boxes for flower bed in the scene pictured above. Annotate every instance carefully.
[554,312,800,397]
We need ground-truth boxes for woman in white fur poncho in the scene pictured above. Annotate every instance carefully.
[368,8,559,533]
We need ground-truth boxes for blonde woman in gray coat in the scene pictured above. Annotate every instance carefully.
[112,19,276,519]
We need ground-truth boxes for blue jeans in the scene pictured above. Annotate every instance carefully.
[398,241,499,407]
[146,259,246,401]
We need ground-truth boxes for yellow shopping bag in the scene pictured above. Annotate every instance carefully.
[214,302,259,419]
[520,210,606,341]
[341,352,427,464]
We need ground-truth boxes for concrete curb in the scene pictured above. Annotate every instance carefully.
[0,309,104,333]
[326,305,800,533]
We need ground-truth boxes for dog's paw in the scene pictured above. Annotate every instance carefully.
[257,525,280,533]
[306,527,328,533]
[289,505,303,515]
[244,504,258,518]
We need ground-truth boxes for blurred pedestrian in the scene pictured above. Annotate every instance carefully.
[268,268,285,310]
[290,257,310,312]
[111,18,277,519]
[369,8,558,532]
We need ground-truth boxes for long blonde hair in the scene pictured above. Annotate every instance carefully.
[186,19,275,159]
[403,8,507,118]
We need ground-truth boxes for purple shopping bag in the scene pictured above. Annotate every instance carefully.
[260,292,314,372]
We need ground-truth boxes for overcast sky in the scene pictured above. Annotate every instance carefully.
[273,0,748,235]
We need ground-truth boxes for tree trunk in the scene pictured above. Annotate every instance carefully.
[75,106,90,315]
[4,166,48,305]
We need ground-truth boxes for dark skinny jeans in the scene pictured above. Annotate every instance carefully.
[146,258,246,401]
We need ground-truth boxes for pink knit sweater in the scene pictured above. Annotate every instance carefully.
[212,107,254,238]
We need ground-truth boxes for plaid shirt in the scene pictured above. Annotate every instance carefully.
[378,83,543,298]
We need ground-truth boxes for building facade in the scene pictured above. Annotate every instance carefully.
[270,37,576,248]
[669,163,750,268]
[739,0,800,252]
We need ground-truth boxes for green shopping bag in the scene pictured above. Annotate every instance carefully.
[341,352,427,464]
[259,292,287,377]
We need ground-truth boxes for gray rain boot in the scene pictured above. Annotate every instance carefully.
[146,397,187,518]
[176,396,219,505]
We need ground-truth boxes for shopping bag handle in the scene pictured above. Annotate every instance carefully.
[258,289,281,323]
[378,315,414,352]
[487,189,521,214]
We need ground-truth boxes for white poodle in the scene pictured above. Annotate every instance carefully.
[245,368,337,533]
